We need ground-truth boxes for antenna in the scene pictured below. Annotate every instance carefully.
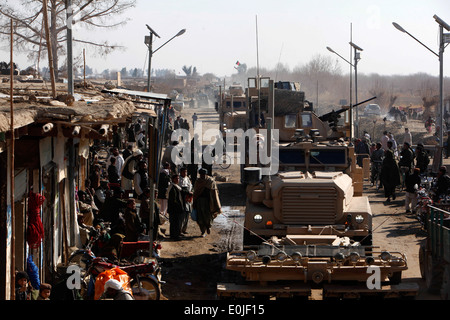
[275,42,284,82]
[256,14,261,127]
[255,15,260,80]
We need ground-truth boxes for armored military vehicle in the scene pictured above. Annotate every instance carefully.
[218,170,419,299]
[242,170,372,247]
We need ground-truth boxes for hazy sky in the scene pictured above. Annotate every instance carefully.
[4,0,450,78]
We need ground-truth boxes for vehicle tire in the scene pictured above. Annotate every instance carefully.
[243,229,262,246]
[388,271,402,285]
[130,277,161,300]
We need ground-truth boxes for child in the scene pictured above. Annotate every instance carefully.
[37,283,51,300]
[15,271,30,300]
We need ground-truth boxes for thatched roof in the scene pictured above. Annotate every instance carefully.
[0,99,136,132]
[0,81,169,132]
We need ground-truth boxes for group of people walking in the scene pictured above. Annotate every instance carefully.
[158,163,221,240]
[367,127,449,214]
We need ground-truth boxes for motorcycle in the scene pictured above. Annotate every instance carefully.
[86,256,162,300]
[415,187,433,230]
[72,249,162,300]
[69,222,161,270]
[68,222,111,273]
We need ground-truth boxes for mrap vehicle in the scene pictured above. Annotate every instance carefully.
[218,170,419,300]
[242,170,372,247]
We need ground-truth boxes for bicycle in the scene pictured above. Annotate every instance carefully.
[370,160,382,190]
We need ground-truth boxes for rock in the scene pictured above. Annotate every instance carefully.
[49,100,67,107]
[104,81,116,90]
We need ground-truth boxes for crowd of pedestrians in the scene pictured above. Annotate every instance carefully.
[360,126,449,214]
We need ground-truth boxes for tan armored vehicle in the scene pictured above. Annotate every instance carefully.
[218,170,419,299]
[243,170,372,247]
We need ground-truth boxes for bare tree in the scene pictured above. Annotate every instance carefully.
[0,0,136,77]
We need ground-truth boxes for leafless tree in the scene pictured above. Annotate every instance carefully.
[0,0,136,77]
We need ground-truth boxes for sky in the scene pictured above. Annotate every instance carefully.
[3,0,450,78]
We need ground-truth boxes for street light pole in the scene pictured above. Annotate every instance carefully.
[393,16,449,167]
[145,25,160,92]
[145,26,186,92]
[327,46,355,140]
[434,15,450,168]
[350,42,363,138]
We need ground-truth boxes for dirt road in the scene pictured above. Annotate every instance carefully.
[157,104,440,300]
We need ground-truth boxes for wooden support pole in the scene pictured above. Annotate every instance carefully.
[9,18,15,301]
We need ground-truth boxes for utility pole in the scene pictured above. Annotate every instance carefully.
[145,25,160,92]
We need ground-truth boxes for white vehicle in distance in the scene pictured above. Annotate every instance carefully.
[363,104,381,116]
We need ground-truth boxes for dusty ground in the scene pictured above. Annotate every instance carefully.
[156,105,444,300]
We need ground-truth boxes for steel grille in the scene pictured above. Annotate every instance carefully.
[281,187,337,224]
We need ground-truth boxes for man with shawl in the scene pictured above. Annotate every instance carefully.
[167,174,184,240]
[380,149,401,202]
[193,168,221,237]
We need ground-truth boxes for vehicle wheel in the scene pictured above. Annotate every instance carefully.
[243,229,262,246]
[130,277,160,300]
[388,271,402,285]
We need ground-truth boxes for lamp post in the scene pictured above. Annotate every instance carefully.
[145,25,186,92]
[350,42,363,138]
[393,16,449,167]
[327,46,355,139]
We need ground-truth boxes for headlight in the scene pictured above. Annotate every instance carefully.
[380,251,391,262]
[253,214,263,223]
[355,215,364,224]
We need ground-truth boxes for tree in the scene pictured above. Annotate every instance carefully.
[0,0,136,78]
[120,67,128,78]
[182,65,192,76]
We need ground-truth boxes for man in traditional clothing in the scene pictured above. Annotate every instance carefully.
[179,167,193,234]
[193,168,221,237]
[120,149,143,190]
[133,160,149,199]
[380,149,401,203]
[167,174,185,240]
